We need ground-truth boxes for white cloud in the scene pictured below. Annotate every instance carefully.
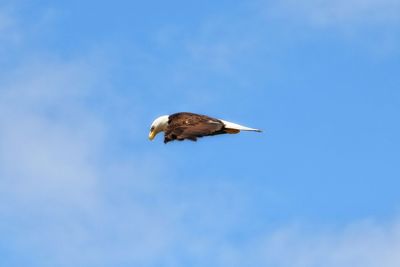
[267,0,400,28]
[256,219,400,267]
[256,0,400,57]
[0,52,177,266]
[0,60,104,199]
[171,217,400,267]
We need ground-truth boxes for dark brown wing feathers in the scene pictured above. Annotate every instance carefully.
[164,112,226,143]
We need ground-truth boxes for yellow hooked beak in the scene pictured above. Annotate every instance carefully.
[148,130,156,141]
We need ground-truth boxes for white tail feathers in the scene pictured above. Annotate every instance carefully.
[220,119,262,132]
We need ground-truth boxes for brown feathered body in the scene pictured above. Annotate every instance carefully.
[164,112,233,143]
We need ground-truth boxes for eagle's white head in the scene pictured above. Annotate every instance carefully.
[149,115,169,140]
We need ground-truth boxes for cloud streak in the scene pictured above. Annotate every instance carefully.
[257,219,400,267]
[266,0,400,28]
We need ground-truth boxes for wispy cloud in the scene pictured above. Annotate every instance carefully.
[257,219,400,267]
[255,0,400,57]
[266,0,400,28]
[0,59,102,207]
[169,217,400,267]
[0,55,178,266]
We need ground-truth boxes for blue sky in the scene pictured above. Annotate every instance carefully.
[0,1,400,266]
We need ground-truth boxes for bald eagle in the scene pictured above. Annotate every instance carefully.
[149,112,261,143]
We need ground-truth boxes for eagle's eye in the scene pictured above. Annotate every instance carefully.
[150,126,155,132]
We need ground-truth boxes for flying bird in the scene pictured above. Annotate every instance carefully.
[149,112,261,143]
